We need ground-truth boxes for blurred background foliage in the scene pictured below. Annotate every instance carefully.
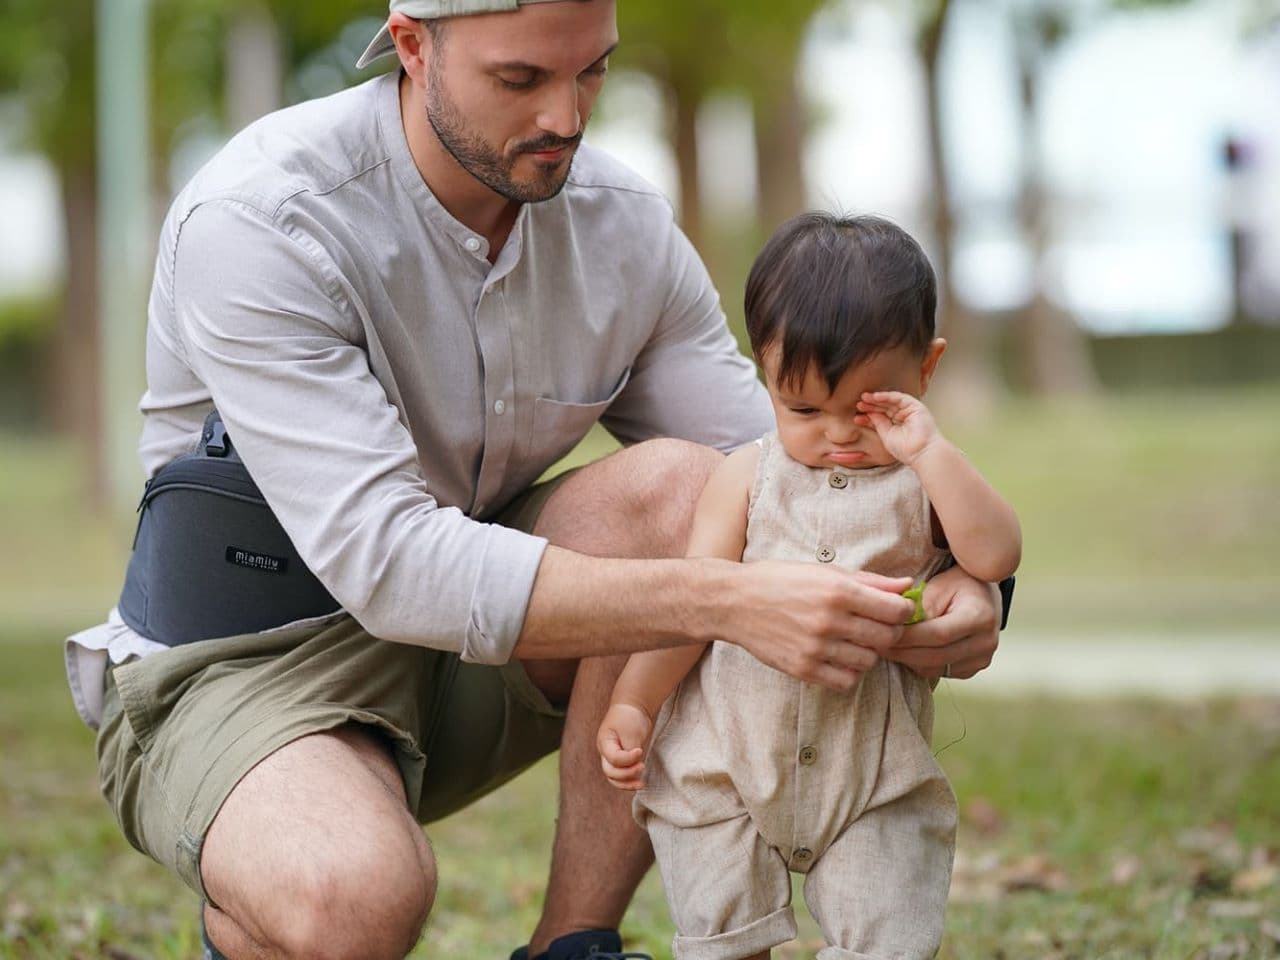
[2,1,1280,956]
[1,0,1278,466]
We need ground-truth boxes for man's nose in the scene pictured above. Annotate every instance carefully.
[536,81,582,140]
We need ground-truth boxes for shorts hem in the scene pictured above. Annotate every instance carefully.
[176,704,426,901]
[672,906,797,960]
[499,659,566,718]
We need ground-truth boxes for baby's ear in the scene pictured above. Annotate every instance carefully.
[919,339,947,394]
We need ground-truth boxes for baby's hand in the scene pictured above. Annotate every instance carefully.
[597,702,653,791]
[856,391,941,465]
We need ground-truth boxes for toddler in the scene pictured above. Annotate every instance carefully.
[596,213,1021,960]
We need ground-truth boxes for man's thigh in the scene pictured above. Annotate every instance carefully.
[95,622,565,896]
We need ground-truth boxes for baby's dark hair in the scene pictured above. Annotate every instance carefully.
[744,213,937,392]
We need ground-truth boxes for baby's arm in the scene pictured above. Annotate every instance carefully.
[858,391,1021,583]
[596,443,758,790]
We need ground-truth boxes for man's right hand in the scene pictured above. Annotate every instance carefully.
[724,562,916,691]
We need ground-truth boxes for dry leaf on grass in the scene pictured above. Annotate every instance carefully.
[1110,854,1141,886]
[1178,826,1243,866]
[1000,854,1070,894]
[1260,918,1280,944]
[1231,864,1278,894]
[1206,899,1263,919]
[963,797,1006,837]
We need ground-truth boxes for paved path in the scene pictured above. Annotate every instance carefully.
[965,632,1280,697]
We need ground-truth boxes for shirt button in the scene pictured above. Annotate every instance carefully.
[794,847,813,864]
[828,472,848,489]
[816,545,836,563]
[798,745,817,765]
[493,400,506,415]
[464,237,482,252]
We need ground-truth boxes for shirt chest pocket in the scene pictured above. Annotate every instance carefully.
[526,365,632,471]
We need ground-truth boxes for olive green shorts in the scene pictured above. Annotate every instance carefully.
[95,474,572,900]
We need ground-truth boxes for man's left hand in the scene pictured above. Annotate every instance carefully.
[884,566,1000,680]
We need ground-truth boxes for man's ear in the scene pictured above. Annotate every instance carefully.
[388,14,431,84]
[919,338,947,395]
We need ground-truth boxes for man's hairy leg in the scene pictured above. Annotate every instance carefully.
[522,438,722,955]
[200,725,435,960]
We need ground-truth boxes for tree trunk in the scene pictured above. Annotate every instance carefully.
[670,81,704,253]
[48,162,107,503]
[1011,48,1098,396]
[753,56,808,234]
[920,0,1001,421]
[225,3,285,131]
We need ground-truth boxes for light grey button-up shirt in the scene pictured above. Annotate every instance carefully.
[124,72,770,669]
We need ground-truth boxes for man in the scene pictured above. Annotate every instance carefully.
[69,2,1005,958]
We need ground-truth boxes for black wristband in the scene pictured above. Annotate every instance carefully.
[998,576,1016,631]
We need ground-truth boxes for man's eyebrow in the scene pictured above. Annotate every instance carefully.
[489,42,619,74]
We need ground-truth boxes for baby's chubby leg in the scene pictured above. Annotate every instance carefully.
[645,811,796,960]
[801,771,957,960]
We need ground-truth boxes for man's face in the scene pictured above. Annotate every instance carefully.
[423,1,618,203]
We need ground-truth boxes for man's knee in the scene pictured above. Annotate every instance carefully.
[622,438,723,553]
[273,831,436,960]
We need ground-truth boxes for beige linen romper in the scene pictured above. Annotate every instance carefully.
[636,433,959,960]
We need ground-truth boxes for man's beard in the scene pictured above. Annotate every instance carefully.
[425,63,581,204]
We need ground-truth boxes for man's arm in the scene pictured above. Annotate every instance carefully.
[172,200,546,663]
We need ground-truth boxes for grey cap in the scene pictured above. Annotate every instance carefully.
[356,0,567,68]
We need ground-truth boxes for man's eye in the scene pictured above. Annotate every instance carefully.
[498,74,537,90]
[583,62,609,79]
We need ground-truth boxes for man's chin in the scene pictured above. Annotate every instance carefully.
[509,170,572,204]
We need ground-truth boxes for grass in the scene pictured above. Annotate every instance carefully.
[2,384,1278,957]
[1,629,1278,959]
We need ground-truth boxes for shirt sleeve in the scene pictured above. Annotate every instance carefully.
[601,216,774,451]
[169,199,545,663]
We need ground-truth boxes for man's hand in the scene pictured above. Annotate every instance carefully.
[597,702,653,791]
[884,565,1000,680]
[727,563,915,691]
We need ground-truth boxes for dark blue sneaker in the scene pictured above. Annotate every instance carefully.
[509,928,652,960]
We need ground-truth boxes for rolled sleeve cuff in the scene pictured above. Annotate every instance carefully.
[462,523,548,665]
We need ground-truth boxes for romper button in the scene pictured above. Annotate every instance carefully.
[799,745,817,765]
[816,545,836,563]
[828,472,848,489]
[493,400,506,415]
[794,847,813,863]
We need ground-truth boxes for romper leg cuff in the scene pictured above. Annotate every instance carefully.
[817,947,934,960]
[672,906,797,960]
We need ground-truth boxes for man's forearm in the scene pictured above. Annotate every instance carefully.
[513,546,735,660]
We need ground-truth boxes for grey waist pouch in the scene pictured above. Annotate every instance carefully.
[118,411,342,646]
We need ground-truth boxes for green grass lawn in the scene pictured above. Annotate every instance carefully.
[2,384,1278,958]
[1,628,1277,959]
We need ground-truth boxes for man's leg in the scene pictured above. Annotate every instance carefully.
[520,438,723,955]
[200,725,435,960]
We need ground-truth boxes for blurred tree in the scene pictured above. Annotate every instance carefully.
[0,0,372,499]
[1003,0,1193,395]
[911,0,1003,415]
[0,0,105,486]
[616,0,827,249]
[1005,0,1099,396]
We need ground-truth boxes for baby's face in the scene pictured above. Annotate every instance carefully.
[761,344,930,469]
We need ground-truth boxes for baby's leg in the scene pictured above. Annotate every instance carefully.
[647,811,796,960]
[802,772,957,960]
